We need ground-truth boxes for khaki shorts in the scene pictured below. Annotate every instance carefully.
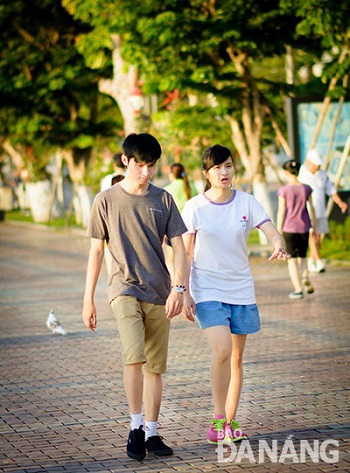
[111,296,170,374]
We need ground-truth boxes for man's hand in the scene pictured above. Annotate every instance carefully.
[339,200,348,214]
[165,290,184,319]
[82,299,97,331]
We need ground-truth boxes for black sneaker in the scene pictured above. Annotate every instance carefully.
[126,426,146,461]
[145,435,173,456]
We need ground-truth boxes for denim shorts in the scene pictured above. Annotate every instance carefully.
[195,301,260,335]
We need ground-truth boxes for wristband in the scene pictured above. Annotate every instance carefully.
[171,284,186,294]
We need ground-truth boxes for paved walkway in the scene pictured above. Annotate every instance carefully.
[1,222,349,473]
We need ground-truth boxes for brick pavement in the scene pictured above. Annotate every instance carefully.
[0,222,349,473]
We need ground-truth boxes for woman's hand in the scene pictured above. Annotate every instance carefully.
[269,247,291,261]
[182,292,196,322]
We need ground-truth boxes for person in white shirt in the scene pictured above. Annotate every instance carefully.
[100,153,125,191]
[298,149,348,273]
[181,144,290,445]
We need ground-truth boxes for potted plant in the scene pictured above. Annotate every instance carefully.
[22,146,56,223]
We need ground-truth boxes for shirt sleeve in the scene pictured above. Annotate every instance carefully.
[324,174,336,197]
[86,193,109,241]
[181,199,196,234]
[249,195,271,229]
[277,186,286,198]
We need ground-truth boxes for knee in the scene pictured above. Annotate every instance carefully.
[212,345,231,364]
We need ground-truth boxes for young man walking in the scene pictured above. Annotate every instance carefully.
[82,133,188,461]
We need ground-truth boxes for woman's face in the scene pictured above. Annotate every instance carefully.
[204,157,234,189]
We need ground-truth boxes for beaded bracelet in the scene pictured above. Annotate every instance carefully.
[171,284,187,293]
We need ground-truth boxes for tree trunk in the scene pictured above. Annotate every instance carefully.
[99,34,149,135]
[309,48,348,150]
[324,74,349,169]
[225,46,273,245]
[1,140,26,180]
[62,149,92,227]
[326,134,350,217]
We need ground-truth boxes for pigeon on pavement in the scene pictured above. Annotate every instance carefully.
[46,309,67,335]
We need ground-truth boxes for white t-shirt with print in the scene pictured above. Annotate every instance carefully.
[182,190,271,305]
[298,165,335,219]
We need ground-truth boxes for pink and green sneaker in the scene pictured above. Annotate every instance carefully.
[207,416,227,444]
[225,419,248,442]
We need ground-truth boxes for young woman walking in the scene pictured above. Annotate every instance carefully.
[181,145,290,444]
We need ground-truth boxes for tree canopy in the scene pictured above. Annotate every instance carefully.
[1,0,348,184]
[0,0,121,181]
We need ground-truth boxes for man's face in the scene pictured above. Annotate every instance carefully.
[123,156,157,184]
[306,159,319,174]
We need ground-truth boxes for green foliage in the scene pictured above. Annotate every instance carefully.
[153,103,232,170]
[2,0,349,187]
[5,209,83,229]
[0,0,122,180]
[321,218,350,261]
[281,0,350,50]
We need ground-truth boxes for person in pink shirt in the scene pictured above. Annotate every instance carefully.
[277,160,318,299]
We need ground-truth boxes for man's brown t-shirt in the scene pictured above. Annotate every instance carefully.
[87,183,187,305]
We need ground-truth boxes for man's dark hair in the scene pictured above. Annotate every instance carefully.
[122,133,162,165]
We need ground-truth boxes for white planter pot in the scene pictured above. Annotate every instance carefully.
[26,180,52,223]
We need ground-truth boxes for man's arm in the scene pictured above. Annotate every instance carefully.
[332,192,348,214]
[307,195,318,235]
[82,238,105,331]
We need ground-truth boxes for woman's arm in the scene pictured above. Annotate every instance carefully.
[259,221,291,261]
[181,233,196,322]
[276,195,286,234]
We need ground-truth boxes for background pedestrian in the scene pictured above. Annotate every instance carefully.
[277,159,318,299]
[298,149,348,273]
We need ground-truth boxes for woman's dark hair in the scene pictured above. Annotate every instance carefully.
[170,162,191,200]
[122,133,162,164]
[282,160,301,176]
[111,174,125,186]
[113,152,125,169]
[202,144,235,190]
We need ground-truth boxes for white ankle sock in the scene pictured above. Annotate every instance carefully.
[130,412,143,430]
[145,421,157,440]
